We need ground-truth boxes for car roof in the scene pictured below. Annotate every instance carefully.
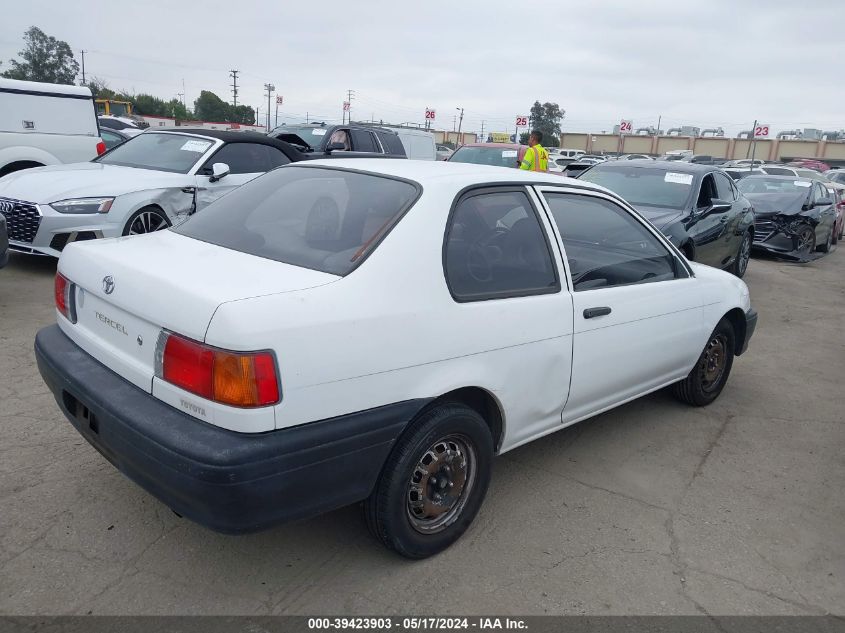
[147,128,302,155]
[459,142,526,150]
[595,159,713,173]
[298,157,604,189]
[740,174,813,181]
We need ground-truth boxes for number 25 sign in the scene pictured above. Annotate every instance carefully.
[754,124,770,138]
[515,116,528,127]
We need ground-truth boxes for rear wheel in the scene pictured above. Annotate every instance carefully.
[730,231,752,278]
[672,319,735,407]
[364,403,493,559]
[122,207,170,236]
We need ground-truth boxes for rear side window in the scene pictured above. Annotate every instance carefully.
[713,171,736,200]
[444,189,559,301]
[175,167,419,276]
[351,130,378,153]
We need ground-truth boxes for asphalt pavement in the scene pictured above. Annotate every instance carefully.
[0,249,842,615]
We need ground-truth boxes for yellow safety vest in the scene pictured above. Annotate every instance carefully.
[520,144,548,171]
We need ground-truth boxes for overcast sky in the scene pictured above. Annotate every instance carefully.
[2,0,843,136]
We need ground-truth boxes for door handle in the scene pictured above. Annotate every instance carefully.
[583,306,611,319]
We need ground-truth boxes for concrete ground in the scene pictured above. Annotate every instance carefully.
[0,249,842,616]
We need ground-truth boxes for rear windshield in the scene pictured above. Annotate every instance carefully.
[96,133,214,173]
[175,166,420,276]
[737,177,813,194]
[449,146,520,168]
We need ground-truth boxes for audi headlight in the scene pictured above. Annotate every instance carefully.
[50,197,115,214]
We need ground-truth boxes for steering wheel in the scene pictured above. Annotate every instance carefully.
[467,244,493,283]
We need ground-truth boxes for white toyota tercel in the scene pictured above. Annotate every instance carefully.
[36,159,757,558]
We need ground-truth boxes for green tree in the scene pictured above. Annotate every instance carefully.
[85,76,115,100]
[230,104,256,125]
[2,26,79,84]
[167,99,193,121]
[526,100,565,147]
[194,90,230,122]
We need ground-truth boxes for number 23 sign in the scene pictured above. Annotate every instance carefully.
[754,124,770,138]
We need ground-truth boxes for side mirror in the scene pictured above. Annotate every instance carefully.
[326,142,346,153]
[209,162,230,182]
[709,198,732,213]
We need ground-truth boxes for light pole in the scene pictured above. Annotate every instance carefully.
[264,83,275,132]
[456,107,464,145]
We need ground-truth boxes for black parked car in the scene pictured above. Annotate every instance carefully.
[578,161,755,277]
[0,211,9,268]
[736,175,837,258]
[268,123,406,158]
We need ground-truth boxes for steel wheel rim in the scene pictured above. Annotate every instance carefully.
[796,228,814,254]
[129,211,168,235]
[406,434,477,534]
[698,333,728,392]
[738,234,751,274]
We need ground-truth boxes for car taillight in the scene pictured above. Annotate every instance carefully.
[54,273,76,323]
[96,140,106,155]
[157,332,279,408]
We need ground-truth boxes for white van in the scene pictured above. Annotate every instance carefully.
[384,127,437,161]
[558,148,585,159]
[0,78,104,177]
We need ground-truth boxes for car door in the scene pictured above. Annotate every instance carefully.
[687,173,730,267]
[194,142,289,210]
[442,187,574,449]
[536,187,706,423]
[813,182,836,242]
[713,170,749,267]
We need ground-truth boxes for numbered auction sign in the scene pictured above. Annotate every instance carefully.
[515,116,528,127]
[753,124,770,138]
[425,109,436,120]
[619,119,633,134]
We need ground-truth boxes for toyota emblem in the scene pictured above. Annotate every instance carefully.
[102,275,115,295]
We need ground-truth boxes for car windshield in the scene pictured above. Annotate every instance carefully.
[449,146,520,168]
[762,167,794,176]
[174,166,419,276]
[579,165,694,209]
[96,133,214,173]
[737,177,813,194]
[269,125,330,147]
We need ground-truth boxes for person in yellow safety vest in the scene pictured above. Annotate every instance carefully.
[519,130,549,172]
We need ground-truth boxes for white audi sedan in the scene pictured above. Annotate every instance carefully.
[0,129,301,257]
[36,159,757,558]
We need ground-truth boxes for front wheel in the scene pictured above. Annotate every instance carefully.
[672,319,735,407]
[364,403,493,559]
[817,226,833,253]
[730,231,752,278]
[122,206,171,236]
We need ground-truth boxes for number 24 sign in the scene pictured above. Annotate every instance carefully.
[515,116,528,127]
[754,124,770,138]
[619,119,633,134]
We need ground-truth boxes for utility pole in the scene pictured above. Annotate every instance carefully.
[480,120,485,142]
[344,89,355,124]
[456,107,464,145]
[80,50,87,85]
[182,78,186,109]
[264,83,275,132]
[229,70,240,107]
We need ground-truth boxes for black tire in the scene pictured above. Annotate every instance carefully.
[794,223,815,256]
[122,206,171,236]
[364,403,493,559]
[672,319,735,407]
[817,226,833,253]
[730,231,752,278]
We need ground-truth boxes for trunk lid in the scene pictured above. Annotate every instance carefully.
[58,230,339,392]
